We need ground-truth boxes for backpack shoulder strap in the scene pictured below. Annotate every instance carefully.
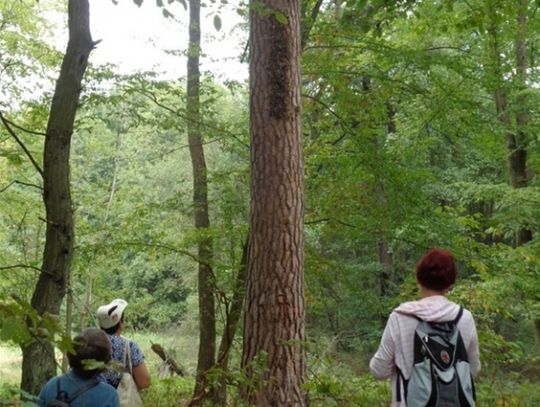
[55,377,69,402]
[453,306,464,325]
[395,366,407,403]
[123,338,133,373]
[66,376,99,404]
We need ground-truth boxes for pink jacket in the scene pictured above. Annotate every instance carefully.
[369,295,481,407]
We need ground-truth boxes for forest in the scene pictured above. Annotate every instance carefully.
[1,0,539,406]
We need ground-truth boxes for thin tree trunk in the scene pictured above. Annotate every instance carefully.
[335,0,344,20]
[187,0,216,401]
[61,271,73,372]
[300,0,324,50]
[215,239,248,405]
[242,1,306,405]
[488,5,531,247]
[79,271,94,329]
[79,130,121,330]
[514,0,532,245]
[377,240,392,297]
[515,0,538,348]
[489,0,537,348]
[104,131,122,223]
[21,0,94,395]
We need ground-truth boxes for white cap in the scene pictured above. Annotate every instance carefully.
[96,299,128,329]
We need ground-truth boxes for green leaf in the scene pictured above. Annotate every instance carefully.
[157,0,163,7]
[133,0,143,6]
[275,11,288,25]
[356,0,368,10]
[213,15,222,31]
[162,8,174,18]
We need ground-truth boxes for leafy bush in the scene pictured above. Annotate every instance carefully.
[141,376,194,407]
[476,376,540,407]
[305,373,390,406]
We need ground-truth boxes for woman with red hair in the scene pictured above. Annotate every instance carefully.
[370,249,480,406]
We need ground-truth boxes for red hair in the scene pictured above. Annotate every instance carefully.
[416,248,457,291]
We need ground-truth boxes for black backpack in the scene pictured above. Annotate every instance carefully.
[45,376,99,407]
[397,307,476,407]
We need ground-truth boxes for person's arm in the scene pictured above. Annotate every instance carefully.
[369,313,397,379]
[466,315,481,377]
[129,341,151,389]
[132,362,151,389]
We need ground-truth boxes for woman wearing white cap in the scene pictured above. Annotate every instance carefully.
[97,299,151,390]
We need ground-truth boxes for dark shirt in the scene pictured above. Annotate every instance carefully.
[38,370,119,407]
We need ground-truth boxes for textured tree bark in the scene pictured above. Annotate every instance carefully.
[20,0,94,395]
[242,1,306,405]
[187,0,216,401]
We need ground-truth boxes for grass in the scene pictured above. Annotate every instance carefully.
[130,328,199,377]
[0,344,21,385]
[0,328,198,390]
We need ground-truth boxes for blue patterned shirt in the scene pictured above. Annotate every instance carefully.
[100,335,144,388]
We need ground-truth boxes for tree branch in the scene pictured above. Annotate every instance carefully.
[301,0,325,51]
[111,240,212,269]
[0,264,42,272]
[0,180,43,193]
[305,218,356,228]
[424,46,470,53]
[0,115,46,137]
[0,111,44,177]
[128,87,249,149]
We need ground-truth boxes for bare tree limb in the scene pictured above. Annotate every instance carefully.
[0,180,43,193]
[110,240,212,269]
[0,181,15,193]
[0,264,42,272]
[301,0,325,50]
[425,46,470,53]
[128,86,249,149]
[0,111,44,177]
[150,343,185,376]
[305,217,357,228]
[0,115,46,137]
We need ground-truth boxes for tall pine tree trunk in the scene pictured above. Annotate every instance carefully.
[21,0,94,395]
[242,1,306,405]
[187,0,216,400]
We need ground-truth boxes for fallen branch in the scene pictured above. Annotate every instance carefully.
[150,343,185,376]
